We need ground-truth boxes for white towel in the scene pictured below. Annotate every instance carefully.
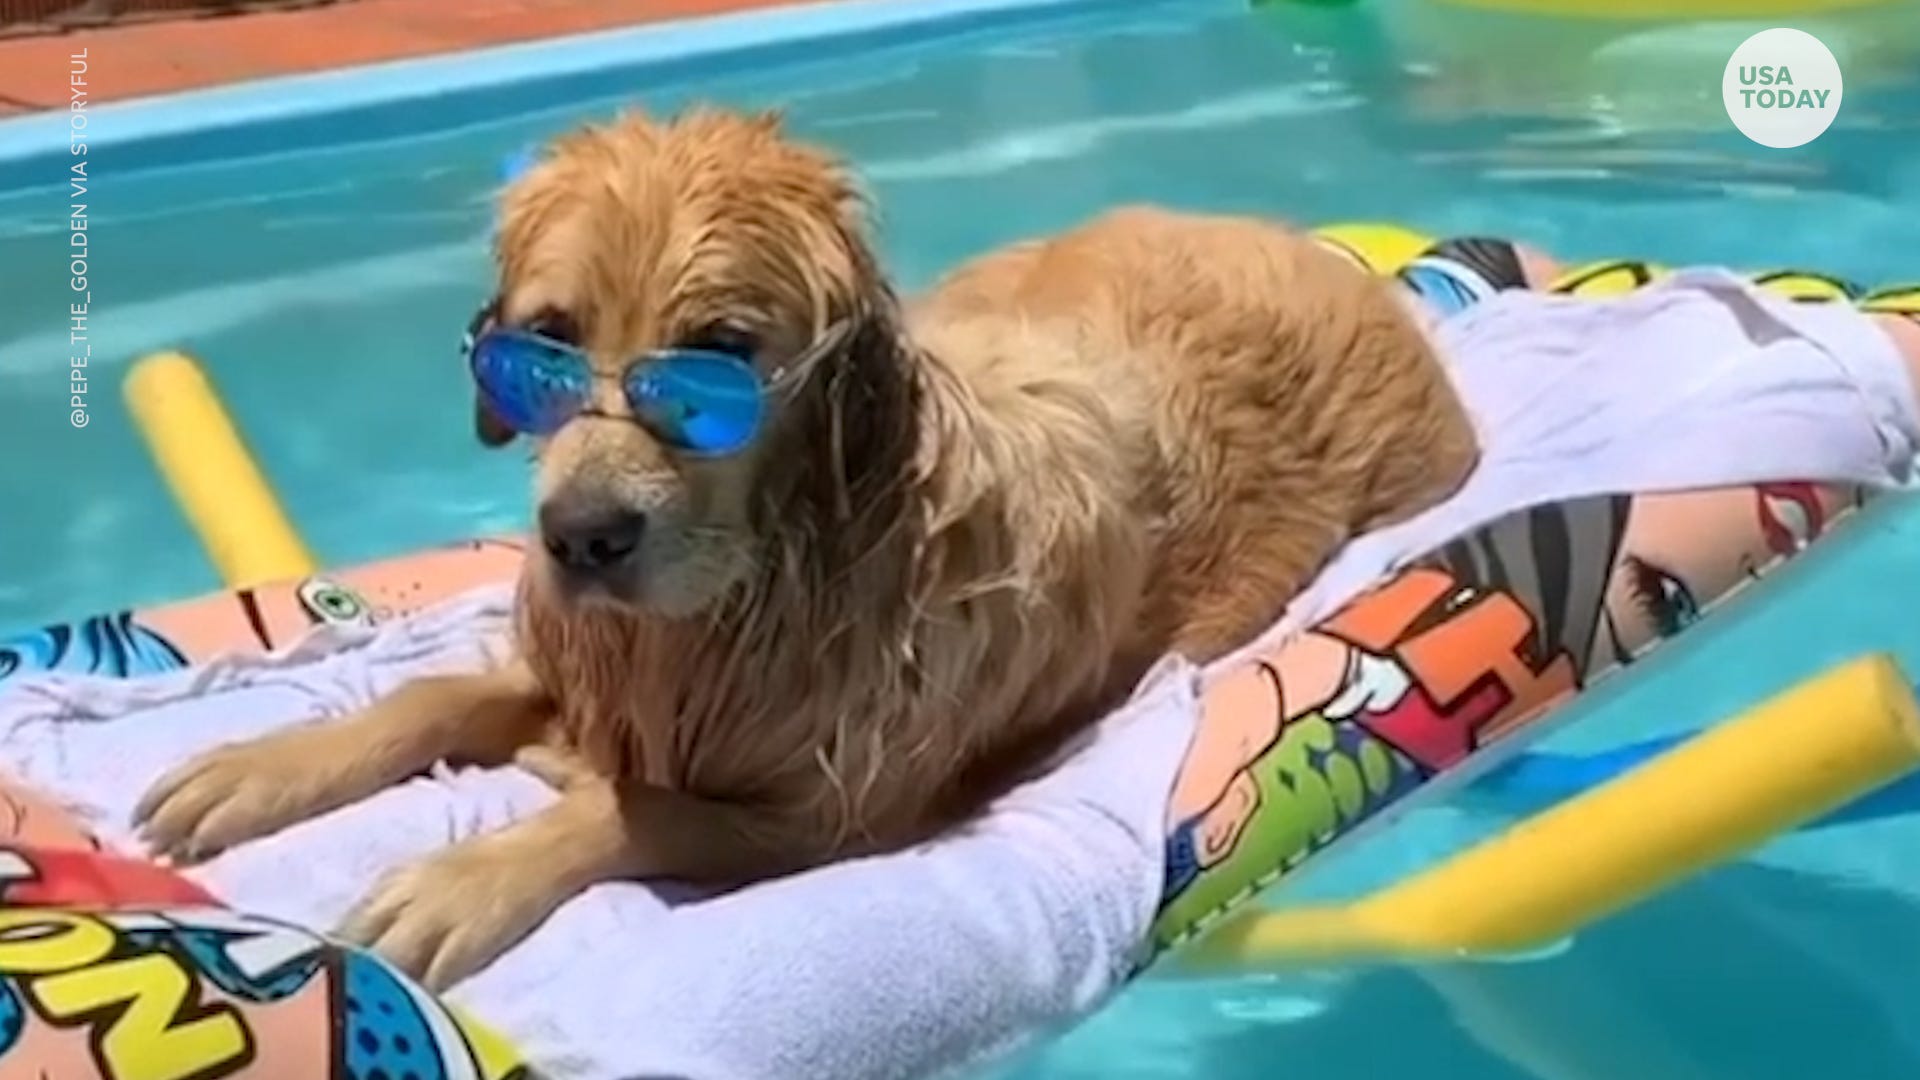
[1237,267,1919,658]
[0,585,1199,1080]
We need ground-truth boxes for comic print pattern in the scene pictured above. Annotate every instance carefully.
[0,613,187,683]
[0,841,533,1080]
[0,539,525,689]
[1151,481,1859,952]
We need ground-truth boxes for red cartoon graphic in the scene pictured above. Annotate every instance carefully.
[1318,568,1580,770]
[0,846,216,909]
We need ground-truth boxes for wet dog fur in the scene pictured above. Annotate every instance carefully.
[133,107,1478,990]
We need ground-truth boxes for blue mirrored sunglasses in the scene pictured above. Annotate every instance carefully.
[462,301,843,456]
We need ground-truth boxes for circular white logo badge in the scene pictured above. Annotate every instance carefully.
[1723,27,1843,149]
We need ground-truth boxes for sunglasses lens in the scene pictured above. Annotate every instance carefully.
[627,351,765,454]
[470,331,590,436]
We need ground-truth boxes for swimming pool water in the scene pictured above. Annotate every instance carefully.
[4,0,1920,631]
[3,0,1920,1075]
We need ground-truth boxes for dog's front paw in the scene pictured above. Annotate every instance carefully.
[133,726,371,863]
[336,835,570,992]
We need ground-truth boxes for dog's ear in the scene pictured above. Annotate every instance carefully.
[815,301,919,520]
[475,401,517,448]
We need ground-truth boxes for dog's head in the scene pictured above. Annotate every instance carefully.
[475,108,913,619]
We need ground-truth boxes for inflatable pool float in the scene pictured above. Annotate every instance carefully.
[3,222,1919,1077]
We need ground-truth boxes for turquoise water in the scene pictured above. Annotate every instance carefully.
[3,0,1920,1074]
[4,0,1920,630]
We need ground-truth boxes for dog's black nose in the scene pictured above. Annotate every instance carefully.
[538,501,646,572]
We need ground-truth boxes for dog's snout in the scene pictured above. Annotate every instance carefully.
[539,499,647,574]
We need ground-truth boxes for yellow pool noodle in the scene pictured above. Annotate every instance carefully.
[124,351,317,590]
[1179,653,1920,971]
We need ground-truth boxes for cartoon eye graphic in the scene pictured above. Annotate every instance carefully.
[1624,556,1700,640]
[296,579,374,628]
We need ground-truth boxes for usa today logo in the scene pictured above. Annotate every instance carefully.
[1723,28,1843,149]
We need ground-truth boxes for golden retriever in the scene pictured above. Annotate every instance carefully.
[133,107,1477,990]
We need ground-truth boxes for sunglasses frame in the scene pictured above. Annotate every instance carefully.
[460,297,851,457]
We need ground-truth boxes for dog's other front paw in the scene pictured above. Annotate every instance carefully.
[335,833,573,992]
[132,724,380,864]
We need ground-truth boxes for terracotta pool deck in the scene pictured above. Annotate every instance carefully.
[0,0,806,116]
